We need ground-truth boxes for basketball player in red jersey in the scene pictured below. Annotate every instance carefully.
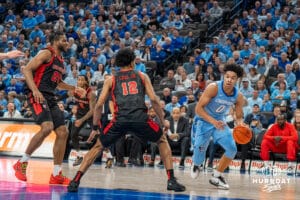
[13,31,86,185]
[68,48,186,192]
[71,75,96,166]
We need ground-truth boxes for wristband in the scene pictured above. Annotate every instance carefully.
[92,125,98,131]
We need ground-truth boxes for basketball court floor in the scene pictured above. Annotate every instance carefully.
[0,157,299,200]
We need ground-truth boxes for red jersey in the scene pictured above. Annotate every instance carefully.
[32,46,66,96]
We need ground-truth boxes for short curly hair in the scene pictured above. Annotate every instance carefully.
[224,63,244,78]
[115,48,136,68]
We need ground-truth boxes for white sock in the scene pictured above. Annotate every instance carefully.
[288,162,292,167]
[20,153,31,162]
[106,151,113,159]
[213,169,221,177]
[53,165,61,176]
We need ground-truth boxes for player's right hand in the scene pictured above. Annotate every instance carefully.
[32,89,44,103]
[213,120,226,130]
[87,130,100,143]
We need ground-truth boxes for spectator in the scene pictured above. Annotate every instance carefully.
[159,69,176,90]
[166,107,190,168]
[247,90,263,108]
[239,78,254,99]
[271,81,291,105]
[285,64,296,90]
[165,95,180,113]
[3,102,22,118]
[134,56,146,73]
[261,93,274,112]
[244,104,268,129]
[260,114,298,174]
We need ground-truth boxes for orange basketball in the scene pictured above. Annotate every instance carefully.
[233,125,252,144]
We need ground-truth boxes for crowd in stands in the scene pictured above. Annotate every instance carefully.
[0,0,300,169]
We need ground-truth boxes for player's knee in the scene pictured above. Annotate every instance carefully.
[225,143,237,159]
[40,123,54,137]
[55,126,68,139]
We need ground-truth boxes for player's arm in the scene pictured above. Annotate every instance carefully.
[57,80,86,97]
[195,82,219,126]
[80,91,97,123]
[0,50,24,60]
[92,77,112,128]
[234,92,246,126]
[144,73,165,125]
[23,49,52,103]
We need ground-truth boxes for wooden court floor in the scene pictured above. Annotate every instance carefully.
[0,157,299,200]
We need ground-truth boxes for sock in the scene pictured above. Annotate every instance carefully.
[74,171,84,183]
[53,165,61,176]
[20,153,31,162]
[106,151,113,159]
[213,169,221,177]
[288,162,292,167]
[166,169,174,180]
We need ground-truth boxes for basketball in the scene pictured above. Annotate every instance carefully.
[232,125,252,144]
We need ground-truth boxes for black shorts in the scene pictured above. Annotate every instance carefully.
[28,94,65,129]
[100,119,163,148]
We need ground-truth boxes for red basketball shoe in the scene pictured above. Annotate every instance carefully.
[49,171,70,185]
[13,160,28,181]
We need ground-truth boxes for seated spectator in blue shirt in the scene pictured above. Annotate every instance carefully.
[200,45,213,64]
[278,52,291,69]
[88,53,100,71]
[261,93,274,112]
[134,57,146,73]
[4,9,16,24]
[29,25,45,42]
[239,78,254,99]
[162,37,174,54]
[276,14,288,30]
[271,82,291,105]
[23,11,38,29]
[35,9,46,24]
[165,95,181,113]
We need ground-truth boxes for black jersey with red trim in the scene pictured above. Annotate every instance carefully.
[32,46,66,96]
[111,70,148,122]
[75,87,91,119]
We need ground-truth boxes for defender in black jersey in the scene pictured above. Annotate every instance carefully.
[13,31,86,185]
[68,48,186,192]
[71,75,96,166]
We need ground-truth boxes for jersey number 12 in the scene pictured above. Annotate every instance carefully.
[121,81,138,95]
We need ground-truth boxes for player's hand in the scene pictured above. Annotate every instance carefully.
[74,119,83,127]
[213,120,226,130]
[6,50,24,59]
[87,130,100,143]
[74,87,86,98]
[32,89,44,103]
[274,136,281,146]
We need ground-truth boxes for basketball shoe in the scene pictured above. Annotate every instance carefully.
[68,180,79,192]
[13,160,28,181]
[209,174,229,190]
[73,156,83,167]
[49,171,70,185]
[191,164,203,179]
[167,178,186,192]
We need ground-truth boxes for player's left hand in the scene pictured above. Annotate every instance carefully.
[74,87,86,98]
[6,50,24,59]
[74,119,83,127]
